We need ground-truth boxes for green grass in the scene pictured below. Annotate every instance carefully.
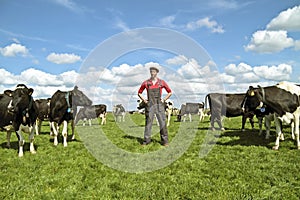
[0,113,300,199]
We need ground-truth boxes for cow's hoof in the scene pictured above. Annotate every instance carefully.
[297,146,300,150]
[64,144,68,147]
[30,150,37,154]
[221,128,225,131]
[272,145,279,150]
[241,129,245,132]
[18,153,24,157]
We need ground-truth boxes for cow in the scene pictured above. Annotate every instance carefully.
[113,104,126,122]
[177,102,205,122]
[244,82,300,150]
[0,84,37,157]
[49,86,92,147]
[205,93,255,131]
[34,98,51,135]
[75,104,107,126]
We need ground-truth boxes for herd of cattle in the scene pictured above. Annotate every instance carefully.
[1,81,300,157]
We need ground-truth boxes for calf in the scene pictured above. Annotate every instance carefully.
[244,82,300,150]
[49,86,92,147]
[177,102,204,122]
[205,93,256,131]
[113,104,126,122]
[75,104,107,126]
[34,98,51,135]
[0,84,37,157]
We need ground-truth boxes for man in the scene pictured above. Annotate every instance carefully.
[138,66,172,146]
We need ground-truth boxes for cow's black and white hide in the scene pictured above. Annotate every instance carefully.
[49,86,92,147]
[113,104,126,122]
[0,84,38,157]
[75,104,107,126]
[244,82,300,150]
[205,93,256,131]
[34,98,51,135]
[177,102,204,122]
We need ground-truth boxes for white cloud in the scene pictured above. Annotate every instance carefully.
[20,68,64,86]
[253,64,292,81]
[166,55,188,65]
[244,30,294,53]
[0,43,29,57]
[224,62,252,75]
[267,5,300,31]
[186,17,225,33]
[159,15,177,28]
[0,68,19,85]
[294,40,300,50]
[47,52,81,64]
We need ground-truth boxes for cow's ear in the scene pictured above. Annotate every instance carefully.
[28,88,34,95]
[74,86,78,90]
[4,90,13,97]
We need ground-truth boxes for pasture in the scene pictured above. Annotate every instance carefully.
[0,113,299,199]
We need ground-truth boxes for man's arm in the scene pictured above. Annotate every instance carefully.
[138,93,148,103]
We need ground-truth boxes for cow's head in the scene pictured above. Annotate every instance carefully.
[5,84,34,114]
[137,99,146,110]
[71,86,92,106]
[243,86,262,112]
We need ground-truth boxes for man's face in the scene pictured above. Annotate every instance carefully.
[150,69,158,78]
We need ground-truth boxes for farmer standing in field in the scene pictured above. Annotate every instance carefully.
[138,66,172,146]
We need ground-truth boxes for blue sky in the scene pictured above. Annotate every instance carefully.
[1,0,300,110]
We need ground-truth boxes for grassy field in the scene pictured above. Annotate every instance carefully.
[0,113,300,199]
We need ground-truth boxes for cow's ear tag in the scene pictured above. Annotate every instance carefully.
[260,107,265,112]
[67,108,71,113]
[250,91,255,96]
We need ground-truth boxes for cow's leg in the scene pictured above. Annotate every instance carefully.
[265,116,271,139]
[241,115,246,132]
[83,118,86,126]
[35,118,41,135]
[88,119,92,126]
[183,114,186,122]
[294,113,300,149]
[291,121,295,140]
[6,131,11,148]
[189,113,192,122]
[257,116,263,135]
[273,117,282,150]
[28,125,36,154]
[51,122,59,146]
[62,120,68,147]
[71,120,75,140]
[16,128,25,157]
[210,116,216,131]
[167,111,171,127]
[249,116,255,130]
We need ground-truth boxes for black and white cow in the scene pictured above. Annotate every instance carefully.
[244,82,300,150]
[113,104,126,122]
[205,93,255,131]
[0,84,37,157]
[75,104,107,126]
[49,86,92,147]
[34,98,51,135]
[177,102,204,122]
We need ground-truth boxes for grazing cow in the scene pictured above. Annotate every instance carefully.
[205,93,256,131]
[177,102,204,122]
[75,104,107,126]
[113,104,126,122]
[244,82,300,150]
[0,84,37,157]
[49,86,92,147]
[34,98,51,135]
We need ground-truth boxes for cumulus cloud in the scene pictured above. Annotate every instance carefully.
[186,17,225,33]
[225,62,252,75]
[253,64,292,81]
[47,52,81,64]
[246,6,300,53]
[267,5,300,31]
[0,43,29,57]
[244,30,294,53]
[166,55,188,65]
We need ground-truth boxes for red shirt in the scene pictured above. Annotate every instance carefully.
[138,78,172,94]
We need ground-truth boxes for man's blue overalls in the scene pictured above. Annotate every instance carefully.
[144,80,168,145]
